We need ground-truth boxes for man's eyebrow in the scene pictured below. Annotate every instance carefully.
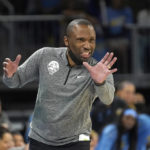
[90,37,95,39]
[76,37,85,39]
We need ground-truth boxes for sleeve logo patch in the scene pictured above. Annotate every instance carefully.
[47,61,59,75]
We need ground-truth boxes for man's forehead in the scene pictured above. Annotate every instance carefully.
[124,84,135,89]
[73,24,94,30]
[71,24,95,36]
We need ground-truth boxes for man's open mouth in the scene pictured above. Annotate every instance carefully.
[80,52,91,59]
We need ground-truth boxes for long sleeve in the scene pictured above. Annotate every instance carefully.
[3,48,44,88]
[94,74,115,105]
[137,114,150,150]
[95,124,117,150]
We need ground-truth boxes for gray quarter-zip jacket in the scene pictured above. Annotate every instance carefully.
[3,47,115,146]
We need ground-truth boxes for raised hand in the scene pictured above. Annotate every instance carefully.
[3,55,21,78]
[83,52,117,84]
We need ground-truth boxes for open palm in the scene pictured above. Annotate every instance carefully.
[3,55,21,78]
[83,52,117,84]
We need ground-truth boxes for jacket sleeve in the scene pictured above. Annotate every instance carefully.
[3,48,44,88]
[93,74,115,105]
[95,125,117,150]
[137,114,150,150]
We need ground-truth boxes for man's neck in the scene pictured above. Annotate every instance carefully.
[67,51,76,67]
[67,49,82,67]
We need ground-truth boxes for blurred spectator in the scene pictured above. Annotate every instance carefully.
[61,0,88,18]
[91,95,127,134]
[26,0,62,47]
[134,93,145,104]
[87,0,111,20]
[0,99,11,129]
[115,81,136,108]
[87,0,108,62]
[137,0,150,73]
[0,126,14,150]
[91,99,113,134]
[61,0,100,30]
[87,0,101,19]
[91,81,135,134]
[13,132,25,147]
[10,132,28,150]
[95,108,150,150]
[27,0,100,47]
[0,1,9,75]
[133,92,149,114]
[26,0,61,14]
[0,25,8,75]
[90,130,99,150]
[103,0,133,73]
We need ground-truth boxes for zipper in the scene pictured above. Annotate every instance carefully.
[64,67,71,85]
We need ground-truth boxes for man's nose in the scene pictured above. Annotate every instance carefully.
[83,41,90,50]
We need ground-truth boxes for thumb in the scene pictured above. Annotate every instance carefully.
[83,62,92,72]
[15,54,21,65]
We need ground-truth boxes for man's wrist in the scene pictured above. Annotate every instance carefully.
[94,80,106,86]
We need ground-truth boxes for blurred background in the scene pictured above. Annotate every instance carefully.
[0,0,150,149]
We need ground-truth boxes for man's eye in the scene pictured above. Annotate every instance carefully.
[77,38,84,42]
[90,39,95,43]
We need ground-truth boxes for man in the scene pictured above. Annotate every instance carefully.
[116,81,136,108]
[3,19,117,150]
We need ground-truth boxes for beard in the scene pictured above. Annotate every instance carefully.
[68,49,83,65]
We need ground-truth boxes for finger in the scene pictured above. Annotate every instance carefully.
[83,62,92,72]
[5,58,11,63]
[107,57,117,69]
[3,67,8,75]
[3,67,7,71]
[14,54,21,65]
[3,67,11,77]
[104,52,114,65]
[3,62,8,67]
[100,52,109,64]
[110,68,118,74]
[3,67,13,78]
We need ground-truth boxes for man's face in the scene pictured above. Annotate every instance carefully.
[13,134,25,147]
[64,24,96,62]
[0,133,14,150]
[117,84,135,105]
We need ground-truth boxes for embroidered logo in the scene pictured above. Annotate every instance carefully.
[76,75,85,79]
[47,61,59,75]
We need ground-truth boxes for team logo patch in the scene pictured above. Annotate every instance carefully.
[47,61,59,75]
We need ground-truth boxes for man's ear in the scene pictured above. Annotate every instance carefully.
[64,36,69,47]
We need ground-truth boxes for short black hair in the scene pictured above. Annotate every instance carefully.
[116,81,134,92]
[12,131,23,138]
[0,126,10,139]
[66,19,94,36]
